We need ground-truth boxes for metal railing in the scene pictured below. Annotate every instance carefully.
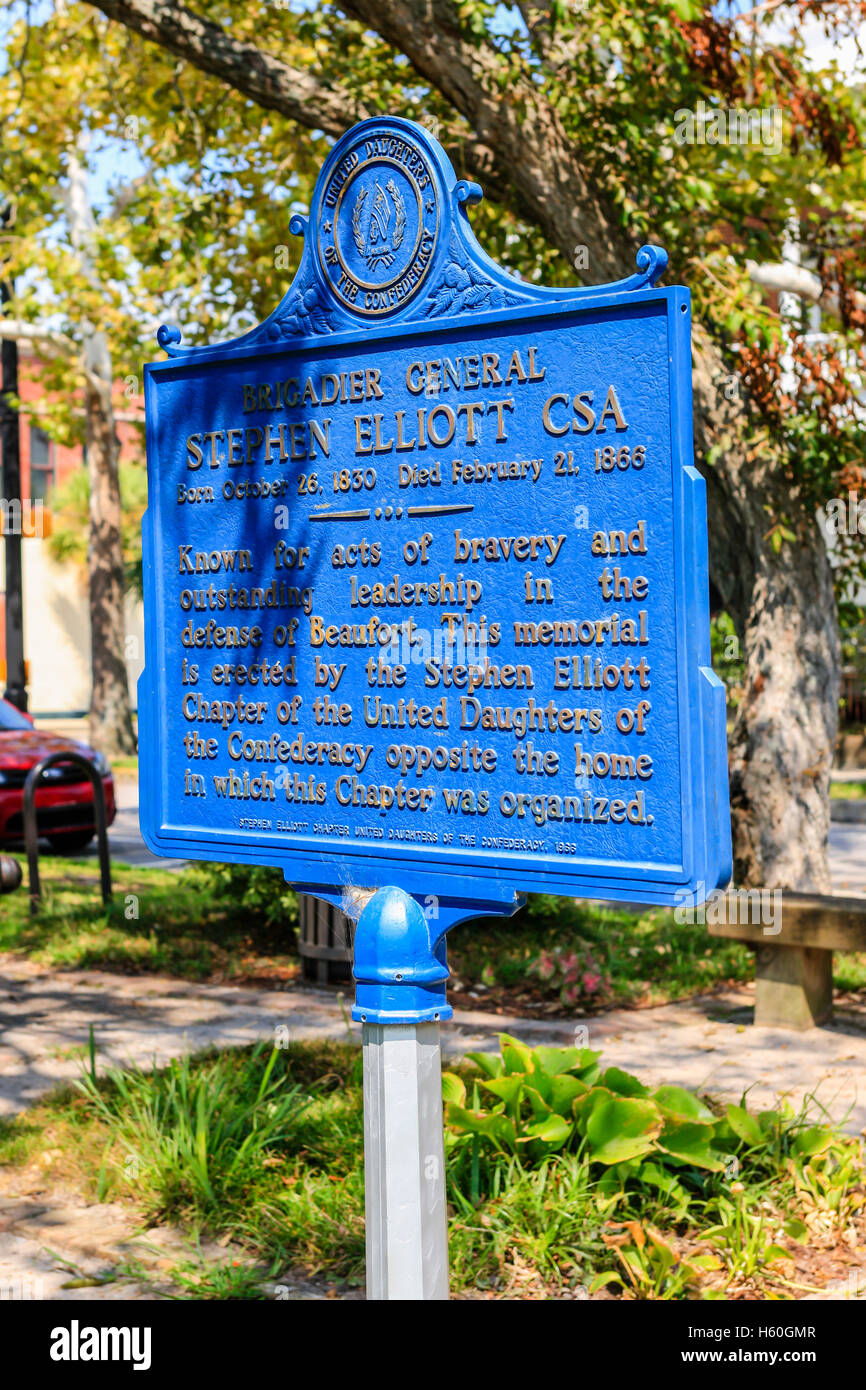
[23,752,111,914]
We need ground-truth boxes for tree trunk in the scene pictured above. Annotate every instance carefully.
[85,336,137,757]
[62,139,138,759]
[689,336,840,891]
[726,521,838,892]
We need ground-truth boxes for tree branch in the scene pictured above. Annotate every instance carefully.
[81,0,564,229]
[0,319,104,393]
[86,0,366,139]
[80,1,745,521]
[0,319,77,359]
[336,0,632,278]
[747,258,866,321]
[515,2,584,70]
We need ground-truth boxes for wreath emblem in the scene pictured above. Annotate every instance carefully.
[352,178,406,270]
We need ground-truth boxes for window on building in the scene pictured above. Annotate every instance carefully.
[29,426,55,502]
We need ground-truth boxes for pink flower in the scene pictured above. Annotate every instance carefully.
[582,971,601,994]
[535,952,556,981]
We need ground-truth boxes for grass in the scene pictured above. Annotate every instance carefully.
[110,756,140,776]
[1,1039,862,1300]
[834,954,866,991]
[2,855,865,1013]
[78,1042,317,1217]
[0,1041,367,1288]
[830,781,866,799]
[0,854,300,984]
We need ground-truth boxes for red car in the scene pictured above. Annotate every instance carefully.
[0,699,116,853]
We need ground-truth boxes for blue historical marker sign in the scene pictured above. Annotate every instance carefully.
[139,115,731,911]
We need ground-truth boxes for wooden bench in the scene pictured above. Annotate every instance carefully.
[297,892,354,984]
[707,893,866,1029]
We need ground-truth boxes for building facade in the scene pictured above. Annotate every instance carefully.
[0,346,145,716]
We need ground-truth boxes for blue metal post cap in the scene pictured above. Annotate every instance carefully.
[351,885,452,1025]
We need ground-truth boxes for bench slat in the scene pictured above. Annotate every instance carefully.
[705,892,866,953]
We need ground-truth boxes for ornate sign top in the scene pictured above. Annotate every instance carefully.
[315,124,439,316]
[157,114,669,354]
[141,116,731,917]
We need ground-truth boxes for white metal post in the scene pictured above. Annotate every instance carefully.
[362,1021,449,1301]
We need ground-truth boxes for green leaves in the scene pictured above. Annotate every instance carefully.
[584,1097,664,1165]
[524,1068,588,1118]
[501,1034,535,1076]
[653,1086,715,1126]
[464,1050,504,1080]
[783,1217,808,1242]
[444,1104,517,1152]
[790,1126,835,1159]
[534,1044,600,1077]
[726,1103,764,1148]
[548,1074,591,1116]
[480,1075,525,1108]
[447,1037,732,1175]
[765,523,798,555]
[441,1071,467,1107]
[443,1035,852,1233]
[601,1067,650,1098]
[522,1114,571,1150]
[669,0,703,21]
[445,1037,599,1159]
[657,1121,726,1172]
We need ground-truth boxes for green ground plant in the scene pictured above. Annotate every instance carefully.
[447,894,755,1008]
[75,1043,312,1217]
[1,1037,861,1299]
[442,1035,864,1297]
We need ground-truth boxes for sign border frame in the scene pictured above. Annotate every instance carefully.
[139,281,731,907]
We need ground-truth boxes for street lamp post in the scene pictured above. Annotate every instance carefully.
[0,264,28,712]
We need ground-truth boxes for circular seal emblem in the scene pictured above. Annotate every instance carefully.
[316,130,439,317]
